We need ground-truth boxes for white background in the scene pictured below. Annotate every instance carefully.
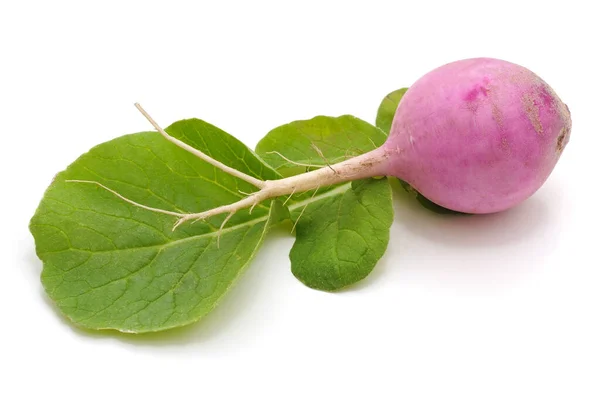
[1,1,599,393]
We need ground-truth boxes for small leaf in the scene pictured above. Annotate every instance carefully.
[166,118,281,183]
[376,87,407,134]
[30,120,286,333]
[289,178,392,291]
[256,115,387,177]
[256,115,393,291]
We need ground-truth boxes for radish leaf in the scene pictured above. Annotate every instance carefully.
[256,116,393,291]
[376,87,407,133]
[30,120,285,333]
[287,178,392,291]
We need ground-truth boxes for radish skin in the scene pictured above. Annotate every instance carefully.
[382,57,571,213]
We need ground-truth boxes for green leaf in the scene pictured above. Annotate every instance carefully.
[288,178,392,291]
[256,115,387,177]
[29,119,286,333]
[375,87,407,134]
[376,88,464,215]
[256,115,393,291]
[165,117,281,183]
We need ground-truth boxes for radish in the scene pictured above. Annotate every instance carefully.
[381,58,571,213]
[33,57,572,332]
[77,57,571,226]
[384,57,572,213]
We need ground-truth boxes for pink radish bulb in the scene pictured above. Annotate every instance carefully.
[383,57,572,213]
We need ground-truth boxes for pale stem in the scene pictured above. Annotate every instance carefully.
[134,103,265,190]
[172,146,389,228]
[70,106,391,232]
[217,211,235,247]
[265,151,326,169]
[311,142,336,173]
[65,180,186,218]
[282,189,296,206]
[291,186,320,233]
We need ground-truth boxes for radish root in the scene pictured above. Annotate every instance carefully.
[265,151,327,169]
[134,103,265,190]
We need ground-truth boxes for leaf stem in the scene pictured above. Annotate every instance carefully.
[265,151,327,169]
[65,180,186,217]
[70,110,391,231]
[134,103,266,190]
[172,146,389,228]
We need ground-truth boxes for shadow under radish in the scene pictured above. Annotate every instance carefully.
[385,177,559,288]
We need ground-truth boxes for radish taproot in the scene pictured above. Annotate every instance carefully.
[73,57,571,226]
